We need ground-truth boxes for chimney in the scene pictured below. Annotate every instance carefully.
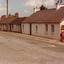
[1,15,6,19]
[60,0,62,3]
[33,6,40,13]
[9,14,11,17]
[36,6,38,8]
[58,1,59,3]
[15,12,19,17]
[56,0,64,9]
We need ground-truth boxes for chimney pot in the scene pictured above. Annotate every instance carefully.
[9,14,11,17]
[36,6,38,8]
[1,15,6,19]
[15,12,19,17]
[58,1,59,3]
[60,1,62,3]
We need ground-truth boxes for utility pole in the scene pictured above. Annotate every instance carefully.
[7,0,8,31]
[7,0,8,18]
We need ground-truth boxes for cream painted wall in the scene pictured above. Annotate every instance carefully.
[1,25,4,31]
[7,25,10,31]
[22,24,30,35]
[0,24,7,31]
[3,24,10,31]
[11,25,20,32]
[3,25,7,30]
[32,24,60,39]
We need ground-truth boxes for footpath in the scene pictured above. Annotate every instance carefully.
[1,31,64,46]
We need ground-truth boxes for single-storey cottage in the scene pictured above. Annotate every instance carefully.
[22,1,64,40]
[0,16,16,31]
[10,17,27,33]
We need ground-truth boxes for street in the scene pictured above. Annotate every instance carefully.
[0,31,64,64]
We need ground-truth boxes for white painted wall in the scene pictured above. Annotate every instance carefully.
[1,25,4,31]
[8,25,10,31]
[60,20,64,26]
[34,8,40,12]
[0,25,5,31]
[11,25,21,33]
[3,25,7,30]
[57,3,64,9]
[22,24,30,35]
[11,25,18,32]
[0,24,9,31]
[32,24,60,39]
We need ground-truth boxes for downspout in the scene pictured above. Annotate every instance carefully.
[10,24,11,32]
[20,24,22,33]
[30,23,32,35]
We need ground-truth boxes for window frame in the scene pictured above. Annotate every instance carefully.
[51,25,54,33]
[36,25,38,33]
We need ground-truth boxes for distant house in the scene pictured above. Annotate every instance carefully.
[10,17,27,33]
[0,12,27,33]
[22,1,64,40]
[0,16,16,31]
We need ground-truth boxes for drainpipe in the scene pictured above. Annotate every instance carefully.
[10,24,11,32]
[20,24,22,33]
[30,23,32,35]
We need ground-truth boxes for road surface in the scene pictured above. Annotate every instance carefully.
[0,31,64,64]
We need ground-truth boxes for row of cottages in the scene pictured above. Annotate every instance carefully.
[0,16,16,31]
[0,13,27,33]
[10,17,27,33]
[22,1,64,40]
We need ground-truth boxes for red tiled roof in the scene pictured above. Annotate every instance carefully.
[22,7,64,23]
[44,7,64,23]
[0,17,28,24]
[10,17,27,24]
[0,17,16,24]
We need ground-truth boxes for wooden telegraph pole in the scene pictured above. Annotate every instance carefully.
[7,0,8,17]
[7,0,8,31]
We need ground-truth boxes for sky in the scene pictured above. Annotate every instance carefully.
[0,0,64,17]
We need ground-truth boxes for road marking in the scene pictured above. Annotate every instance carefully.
[48,45,56,47]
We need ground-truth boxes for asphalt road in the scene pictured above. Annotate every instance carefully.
[0,31,64,64]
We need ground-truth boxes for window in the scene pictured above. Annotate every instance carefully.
[36,25,38,33]
[51,25,54,32]
[45,24,48,32]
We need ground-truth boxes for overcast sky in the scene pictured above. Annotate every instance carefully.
[0,0,63,17]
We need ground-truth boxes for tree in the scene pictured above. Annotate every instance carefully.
[40,5,47,10]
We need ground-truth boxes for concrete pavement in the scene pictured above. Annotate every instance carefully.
[0,31,64,64]
[1,31,63,45]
